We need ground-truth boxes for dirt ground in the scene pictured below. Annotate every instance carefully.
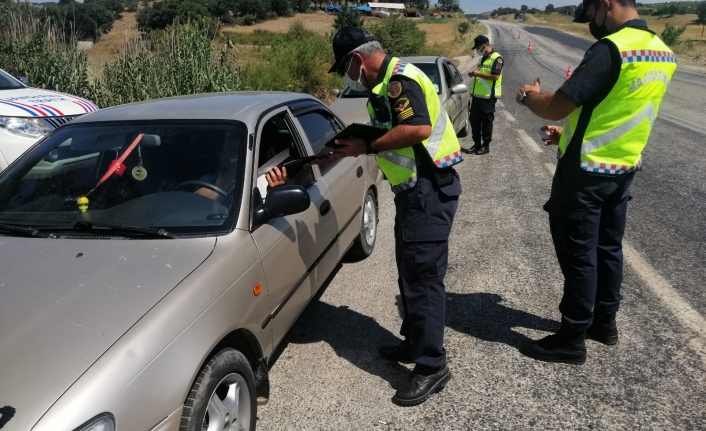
[86,12,141,76]
[221,11,387,35]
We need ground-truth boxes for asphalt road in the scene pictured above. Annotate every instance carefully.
[257,22,706,430]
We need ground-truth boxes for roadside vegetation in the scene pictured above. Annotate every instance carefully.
[1,0,484,108]
[491,2,706,69]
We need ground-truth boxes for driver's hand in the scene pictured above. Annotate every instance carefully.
[194,187,220,200]
[266,166,287,188]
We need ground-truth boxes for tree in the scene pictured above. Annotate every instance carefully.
[520,4,528,12]
[545,3,555,13]
[438,0,460,13]
[408,0,429,10]
[333,8,363,31]
[136,0,210,31]
[368,15,427,57]
[661,22,687,46]
[697,1,706,37]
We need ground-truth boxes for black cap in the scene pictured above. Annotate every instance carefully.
[329,26,377,74]
[471,35,489,50]
[573,0,596,23]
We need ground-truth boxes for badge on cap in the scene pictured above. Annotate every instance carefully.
[387,81,403,98]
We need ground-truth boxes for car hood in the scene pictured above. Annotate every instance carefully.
[328,97,370,126]
[0,87,98,117]
[0,237,216,431]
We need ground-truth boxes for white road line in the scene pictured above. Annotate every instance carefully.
[544,163,556,175]
[496,100,505,108]
[501,110,515,122]
[623,242,706,364]
[516,129,543,153]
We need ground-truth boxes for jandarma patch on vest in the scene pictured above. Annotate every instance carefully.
[387,81,403,98]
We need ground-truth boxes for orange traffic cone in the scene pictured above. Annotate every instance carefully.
[565,65,572,78]
[527,42,532,51]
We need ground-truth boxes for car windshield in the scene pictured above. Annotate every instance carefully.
[0,69,24,90]
[412,63,441,95]
[0,121,247,235]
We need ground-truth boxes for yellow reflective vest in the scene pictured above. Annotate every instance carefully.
[471,51,503,99]
[559,27,676,174]
[367,58,462,193]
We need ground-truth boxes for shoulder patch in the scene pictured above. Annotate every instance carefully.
[395,97,410,112]
[497,57,503,64]
[387,80,403,98]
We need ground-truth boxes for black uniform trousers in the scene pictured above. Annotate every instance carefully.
[394,172,461,368]
[470,97,496,147]
[544,159,634,330]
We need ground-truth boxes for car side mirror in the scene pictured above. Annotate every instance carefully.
[252,185,310,227]
[330,88,341,98]
[451,83,468,95]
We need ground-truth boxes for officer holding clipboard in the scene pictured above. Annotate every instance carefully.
[316,27,463,406]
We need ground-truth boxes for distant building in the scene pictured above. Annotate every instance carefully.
[368,2,406,15]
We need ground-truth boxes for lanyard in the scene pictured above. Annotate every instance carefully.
[88,133,144,195]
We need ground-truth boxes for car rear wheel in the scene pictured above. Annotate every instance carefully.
[347,189,377,259]
[180,348,256,431]
[458,105,471,138]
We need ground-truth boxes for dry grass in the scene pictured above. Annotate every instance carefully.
[86,12,141,76]
[499,13,706,68]
[421,19,486,62]
[221,11,388,35]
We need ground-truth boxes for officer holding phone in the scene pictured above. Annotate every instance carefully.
[516,0,676,365]
[317,27,463,406]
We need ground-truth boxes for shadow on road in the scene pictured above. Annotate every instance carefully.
[445,292,559,348]
[269,264,409,390]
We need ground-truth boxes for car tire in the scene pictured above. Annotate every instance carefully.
[347,189,377,259]
[458,106,471,138]
[180,348,256,431]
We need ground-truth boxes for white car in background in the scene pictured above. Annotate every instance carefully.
[0,68,98,172]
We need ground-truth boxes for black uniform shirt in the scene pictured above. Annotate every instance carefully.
[375,55,431,127]
[559,19,650,107]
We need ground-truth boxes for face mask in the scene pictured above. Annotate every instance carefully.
[476,48,485,56]
[589,4,609,40]
[344,59,367,93]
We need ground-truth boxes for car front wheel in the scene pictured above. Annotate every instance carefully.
[347,189,377,259]
[180,348,256,431]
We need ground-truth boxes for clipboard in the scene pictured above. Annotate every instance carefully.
[325,123,388,149]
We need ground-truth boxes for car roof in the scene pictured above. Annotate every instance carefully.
[401,56,444,64]
[72,92,320,126]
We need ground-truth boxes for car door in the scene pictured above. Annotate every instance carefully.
[291,107,368,259]
[441,61,461,133]
[249,108,337,347]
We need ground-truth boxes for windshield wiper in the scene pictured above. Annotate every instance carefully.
[0,223,56,238]
[73,221,181,239]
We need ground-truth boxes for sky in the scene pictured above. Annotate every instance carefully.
[460,0,687,14]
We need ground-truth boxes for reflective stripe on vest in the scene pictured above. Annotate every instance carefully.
[558,27,675,175]
[472,52,502,99]
[367,58,462,193]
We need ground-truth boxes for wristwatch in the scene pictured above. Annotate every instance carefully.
[520,90,535,105]
[365,139,378,155]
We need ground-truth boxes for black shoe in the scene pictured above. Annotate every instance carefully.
[379,340,413,363]
[587,313,618,345]
[462,145,480,155]
[392,365,451,407]
[520,326,587,365]
[476,146,489,155]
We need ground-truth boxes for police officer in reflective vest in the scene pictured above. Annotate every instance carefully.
[466,35,503,155]
[515,0,675,364]
[322,27,462,404]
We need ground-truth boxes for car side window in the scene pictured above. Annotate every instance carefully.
[256,113,315,198]
[442,63,455,91]
[296,110,341,175]
[448,63,464,86]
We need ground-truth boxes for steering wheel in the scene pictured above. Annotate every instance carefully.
[175,181,228,198]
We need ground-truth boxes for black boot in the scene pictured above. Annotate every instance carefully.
[587,313,618,345]
[476,145,489,155]
[520,326,587,365]
[392,365,451,406]
[379,340,413,363]
[462,144,480,155]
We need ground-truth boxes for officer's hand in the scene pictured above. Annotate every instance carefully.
[520,78,541,94]
[468,70,478,78]
[540,125,562,146]
[332,138,367,158]
[266,166,287,187]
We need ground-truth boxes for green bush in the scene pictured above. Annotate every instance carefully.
[367,15,427,57]
[333,8,364,31]
[661,22,687,47]
[458,20,470,34]
[136,0,210,32]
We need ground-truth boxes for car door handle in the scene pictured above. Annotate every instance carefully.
[320,200,331,216]
[356,166,364,178]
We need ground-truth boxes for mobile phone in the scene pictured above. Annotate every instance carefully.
[538,129,550,141]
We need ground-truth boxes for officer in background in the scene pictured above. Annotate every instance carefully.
[466,35,503,155]
[515,0,675,364]
[320,26,463,405]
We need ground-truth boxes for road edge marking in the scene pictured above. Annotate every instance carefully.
[501,110,516,122]
[516,129,543,153]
